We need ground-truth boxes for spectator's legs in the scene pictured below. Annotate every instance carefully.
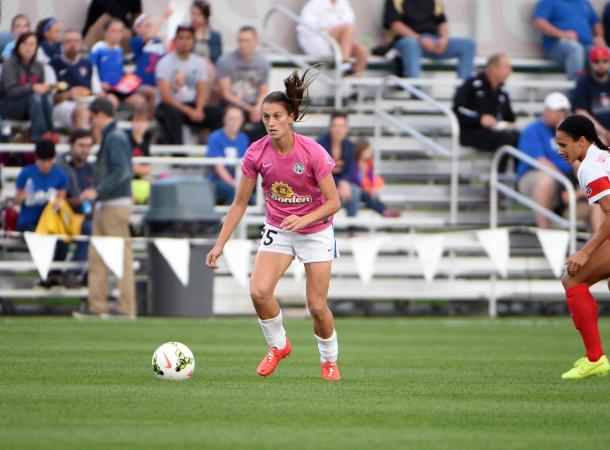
[73,219,92,265]
[88,210,109,314]
[546,40,585,80]
[393,36,422,78]
[28,94,54,141]
[518,171,558,229]
[135,85,157,117]
[339,181,361,217]
[424,37,476,79]
[361,190,387,215]
[213,180,236,205]
[326,24,368,74]
[155,103,186,144]
[124,92,147,112]
[103,206,135,316]
[72,103,91,130]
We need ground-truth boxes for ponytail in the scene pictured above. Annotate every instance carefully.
[262,68,317,122]
[557,114,609,151]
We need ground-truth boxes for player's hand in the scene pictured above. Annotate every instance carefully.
[205,245,223,269]
[281,214,308,231]
[566,250,590,277]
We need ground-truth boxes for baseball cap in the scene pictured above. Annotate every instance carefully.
[589,46,610,62]
[544,92,571,111]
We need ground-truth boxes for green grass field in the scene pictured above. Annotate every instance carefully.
[2,317,610,450]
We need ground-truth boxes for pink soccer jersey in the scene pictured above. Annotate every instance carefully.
[241,133,336,234]
[578,145,610,205]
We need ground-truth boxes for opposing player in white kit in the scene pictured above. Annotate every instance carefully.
[556,114,610,380]
[205,70,343,380]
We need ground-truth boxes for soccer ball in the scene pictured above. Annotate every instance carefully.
[152,342,195,381]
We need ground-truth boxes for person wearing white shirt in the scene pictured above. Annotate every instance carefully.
[297,0,367,75]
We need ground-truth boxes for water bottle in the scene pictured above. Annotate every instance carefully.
[82,200,92,215]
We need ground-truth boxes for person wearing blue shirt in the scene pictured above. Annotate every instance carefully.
[50,30,96,130]
[316,111,361,218]
[206,106,250,204]
[533,0,606,80]
[91,18,147,111]
[517,92,600,229]
[130,10,171,86]
[14,139,68,232]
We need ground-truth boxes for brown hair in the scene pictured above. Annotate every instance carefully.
[192,1,211,20]
[262,69,317,122]
[13,31,37,60]
[354,138,371,162]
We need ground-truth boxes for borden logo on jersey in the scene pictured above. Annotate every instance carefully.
[270,181,312,204]
[293,163,305,174]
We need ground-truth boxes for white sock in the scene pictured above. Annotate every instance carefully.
[258,311,287,349]
[315,330,338,363]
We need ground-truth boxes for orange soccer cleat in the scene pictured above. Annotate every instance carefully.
[256,337,292,376]
[320,361,341,381]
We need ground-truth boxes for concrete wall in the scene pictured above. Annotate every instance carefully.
[2,0,609,58]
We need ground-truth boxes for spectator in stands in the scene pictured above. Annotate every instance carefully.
[297,0,368,76]
[90,18,147,112]
[216,26,270,141]
[130,9,172,115]
[82,0,141,52]
[382,0,476,79]
[129,108,153,205]
[517,93,587,229]
[0,32,55,142]
[50,30,96,130]
[453,53,519,158]
[191,1,222,64]
[36,17,62,64]
[155,23,222,145]
[317,111,361,218]
[350,138,401,217]
[14,138,67,233]
[533,0,605,81]
[572,46,610,145]
[75,97,135,319]
[1,14,30,61]
[55,129,95,287]
[206,106,250,205]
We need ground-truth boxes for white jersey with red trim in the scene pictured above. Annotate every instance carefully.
[578,145,610,205]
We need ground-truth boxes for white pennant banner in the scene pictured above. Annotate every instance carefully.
[414,234,445,283]
[91,237,124,279]
[223,239,253,287]
[154,238,190,286]
[476,228,509,278]
[24,232,58,280]
[536,229,569,278]
[350,236,384,284]
[290,259,306,284]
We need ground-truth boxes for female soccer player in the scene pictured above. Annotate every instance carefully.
[556,114,610,380]
[205,70,342,381]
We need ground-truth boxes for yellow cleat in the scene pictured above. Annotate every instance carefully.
[562,354,610,380]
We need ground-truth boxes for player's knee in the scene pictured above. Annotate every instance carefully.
[250,283,273,304]
[308,303,328,321]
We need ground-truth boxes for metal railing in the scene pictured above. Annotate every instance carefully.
[374,76,461,224]
[260,5,343,108]
[489,145,577,254]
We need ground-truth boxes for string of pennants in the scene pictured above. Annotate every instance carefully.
[3,227,572,286]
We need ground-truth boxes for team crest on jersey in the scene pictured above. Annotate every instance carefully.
[324,154,333,165]
[270,181,312,204]
[586,185,592,196]
[292,163,305,174]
